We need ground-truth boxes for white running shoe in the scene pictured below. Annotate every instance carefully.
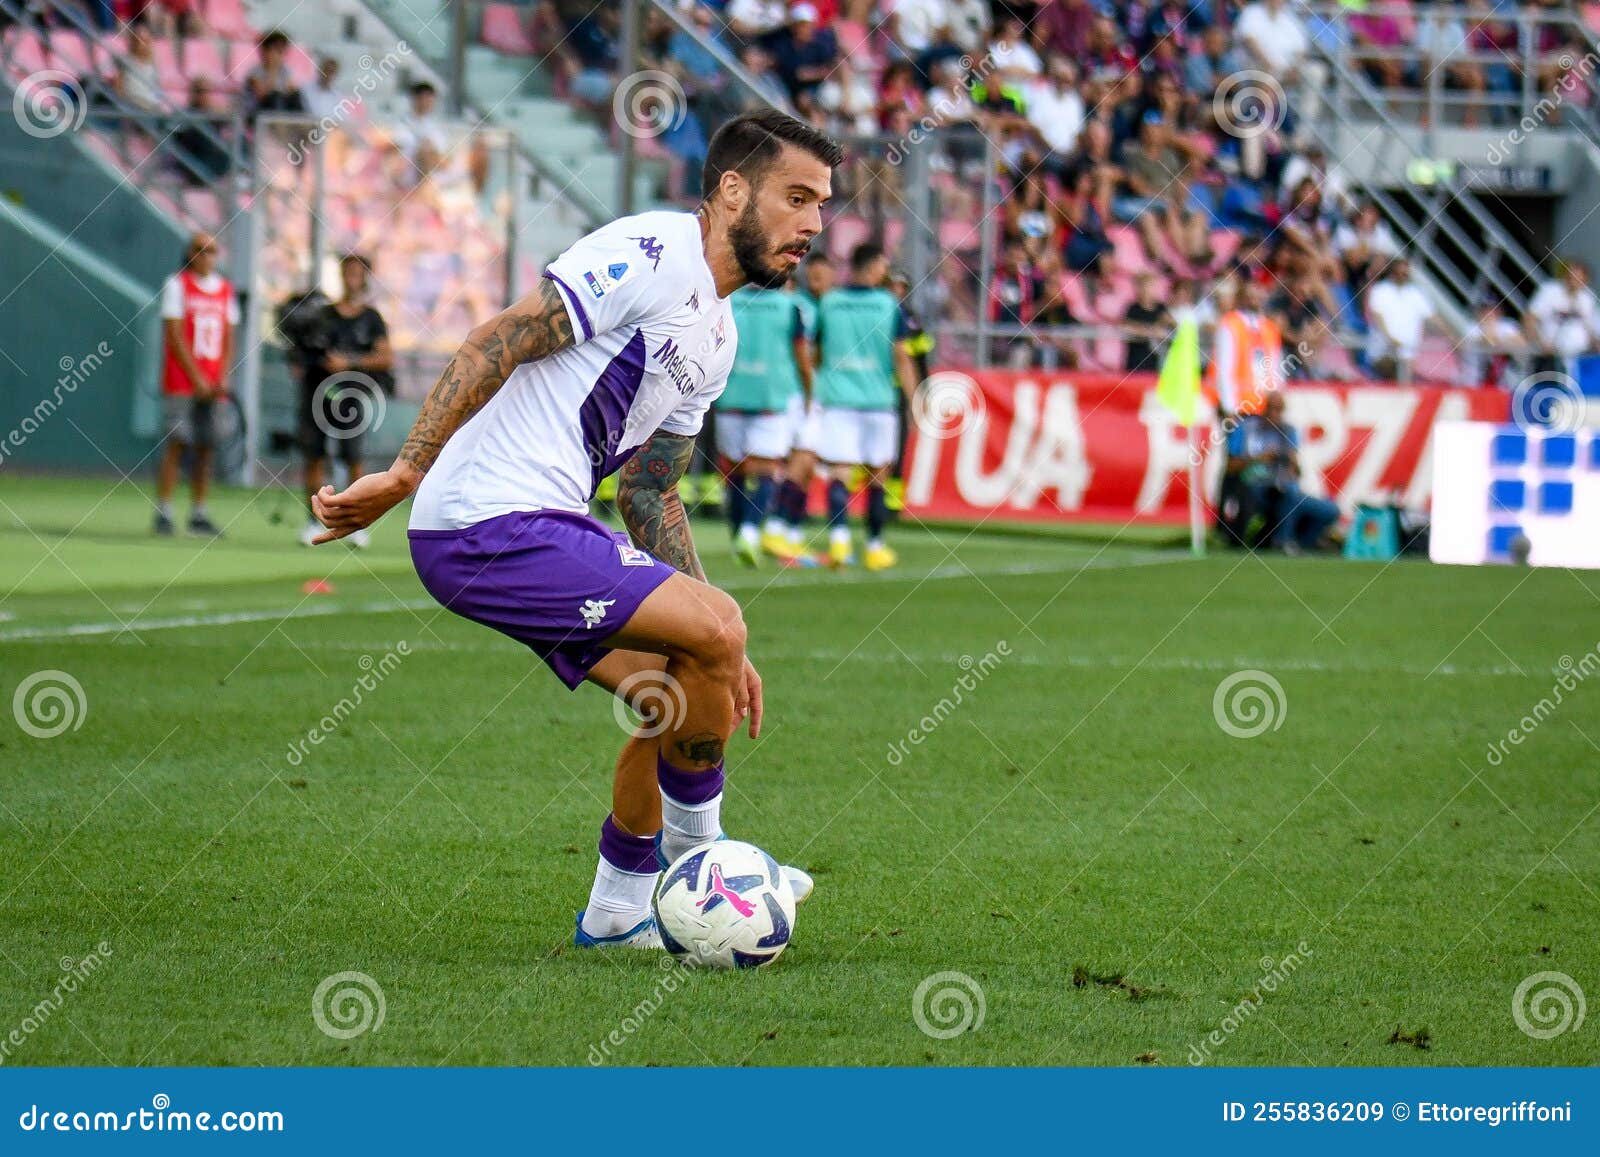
[573,911,663,949]
[347,527,371,549]
[298,520,320,547]
[782,865,814,905]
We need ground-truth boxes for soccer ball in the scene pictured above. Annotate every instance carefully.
[653,840,796,969]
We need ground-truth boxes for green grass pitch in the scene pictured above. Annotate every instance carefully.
[1,474,1596,1067]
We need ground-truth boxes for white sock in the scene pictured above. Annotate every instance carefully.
[787,525,804,546]
[660,792,723,866]
[580,860,659,938]
[192,504,208,519]
[156,501,173,518]
[763,516,786,537]
[867,537,884,551]
[829,525,851,547]
[738,522,759,545]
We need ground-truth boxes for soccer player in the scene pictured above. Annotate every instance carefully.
[773,256,834,552]
[715,278,813,565]
[297,253,394,549]
[310,110,842,948]
[154,232,237,537]
[812,243,915,570]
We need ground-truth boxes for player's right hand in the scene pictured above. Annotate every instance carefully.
[310,469,416,544]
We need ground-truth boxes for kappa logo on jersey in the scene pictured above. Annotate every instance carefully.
[628,235,665,270]
[654,336,706,397]
[616,543,654,568]
[579,598,616,628]
[686,290,700,313]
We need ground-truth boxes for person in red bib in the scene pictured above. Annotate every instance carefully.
[155,232,238,536]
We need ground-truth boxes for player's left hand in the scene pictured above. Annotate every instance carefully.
[310,469,415,544]
[736,656,763,740]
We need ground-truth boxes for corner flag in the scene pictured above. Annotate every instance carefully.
[1156,317,1201,426]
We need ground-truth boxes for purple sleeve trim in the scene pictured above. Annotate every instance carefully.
[543,270,593,342]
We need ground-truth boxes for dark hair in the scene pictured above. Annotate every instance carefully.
[412,81,436,98]
[341,252,373,275]
[700,109,843,202]
[851,243,884,273]
[260,29,290,51]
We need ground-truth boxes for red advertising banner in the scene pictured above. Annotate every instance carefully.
[903,371,1511,526]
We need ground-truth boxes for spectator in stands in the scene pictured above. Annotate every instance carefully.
[1185,24,1247,96]
[739,43,792,107]
[1116,111,1184,227]
[726,0,789,45]
[884,0,947,64]
[1365,255,1436,382]
[174,77,231,184]
[989,239,1037,367]
[1462,298,1526,388]
[303,57,343,123]
[770,4,839,98]
[1123,271,1170,373]
[1225,392,1339,555]
[1024,57,1083,159]
[1268,270,1331,380]
[1331,200,1398,313]
[1060,162,1116,290]
[244,30,305,119]
[154,232,237,538]
[1523,259,1600,372]
[1039,0,1095,61]
[817,58,879,136]
[944,0,991,56]
[990,14,1043,83]
[1234,0,1324,126]
[297,253,393,549]
[393,81,447,176]
[1416,3,1486,127]
[1278,144,1351,215]
[114,24,165,113]
[566,6,621,109]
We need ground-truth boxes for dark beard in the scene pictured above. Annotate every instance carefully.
[729,200,793,289]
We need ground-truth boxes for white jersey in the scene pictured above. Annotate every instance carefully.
[410,210,737,529]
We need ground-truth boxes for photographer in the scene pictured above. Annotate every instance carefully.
[1224,393,1339,555]
[288,254,393,548]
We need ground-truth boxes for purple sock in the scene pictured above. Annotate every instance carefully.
[657,754,724,804]
[598,815,659,874]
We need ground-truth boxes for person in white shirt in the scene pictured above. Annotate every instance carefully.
[1462,299,1526,388]
[1025,58,1084,157]
[1365,255,1436,382]
[391,81,448,173]
[726,0,789,42]
[311,111,842,950]
[886,0,948,58]
[990,14,1042,82]
[302,57,344,123]
[1234,0,1326,131]
[944,0,990,55]
[1523,260,1600,367]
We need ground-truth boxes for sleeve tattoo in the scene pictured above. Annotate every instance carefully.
[397,278,575,477]
[616,430,706,581]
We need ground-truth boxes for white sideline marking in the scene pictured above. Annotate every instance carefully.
[0,552,1186,642]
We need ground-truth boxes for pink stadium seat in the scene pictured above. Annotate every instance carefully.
[938,218,982,254]
[182,40,228,85]
[825,214,870,262]
[1209,230,1240,263]
[834,19,874,60]
[284,44,316,87]
[153,38,187,89]
[1107,226,1150,275]
[481,4,537,55]
[1587,3,1600,33]
[7,30,49,79]
[201,0,255,40]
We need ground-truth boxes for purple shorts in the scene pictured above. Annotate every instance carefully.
[409,509,674,689]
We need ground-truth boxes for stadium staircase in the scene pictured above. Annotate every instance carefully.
[1298,1,1600,322]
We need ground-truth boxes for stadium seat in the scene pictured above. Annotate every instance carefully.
[201,0,256,40]
[481,5,538,55]
[1587,3,1600,34]
[1107,226,1151,275]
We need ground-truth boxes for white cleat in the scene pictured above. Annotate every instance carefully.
[298,520,321,547]
[347,527,371,549]
[574,910,663,949]
[783,865,814,904]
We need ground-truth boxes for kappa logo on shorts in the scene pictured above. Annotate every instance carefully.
[616,543,655,568]
[580,598,616,629]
